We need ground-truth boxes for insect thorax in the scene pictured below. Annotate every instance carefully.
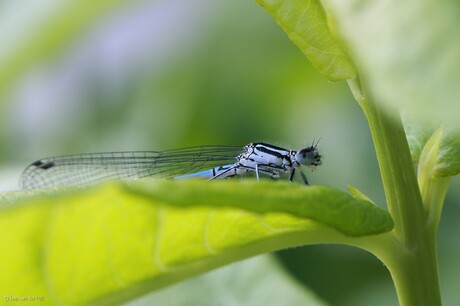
[238,143,296,173]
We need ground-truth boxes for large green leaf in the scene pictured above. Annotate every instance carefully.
[323,0,460,128]
[127,255,327,306]
[255,0,356,81]
[0,180,392,305]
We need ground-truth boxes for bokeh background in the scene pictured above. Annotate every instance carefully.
[0,0,458,305]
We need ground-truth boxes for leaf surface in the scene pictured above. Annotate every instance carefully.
[403,117,436,164]
[127,255,327,306]
[432,129,460,178]
[0,180,392,305]
[404,123,460,178]
[323,0,460,128]
[255,0,356,81]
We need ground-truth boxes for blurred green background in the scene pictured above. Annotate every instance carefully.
[0,0,458,305]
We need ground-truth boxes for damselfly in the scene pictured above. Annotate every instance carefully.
[19,142,322,189]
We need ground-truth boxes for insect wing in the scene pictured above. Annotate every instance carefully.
[19,146,244,189]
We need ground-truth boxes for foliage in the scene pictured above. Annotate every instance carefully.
[1,0,460,305]
[0,181,391,305]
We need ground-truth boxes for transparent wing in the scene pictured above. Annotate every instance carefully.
[19,146,244,189]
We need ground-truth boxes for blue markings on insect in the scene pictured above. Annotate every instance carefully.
[174,164,238,180]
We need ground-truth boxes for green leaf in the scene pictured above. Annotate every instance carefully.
[405,123,460,178]
[433,128,460,178]
[323,0,460,128]
[127,180,393,236]
[347,185,375,204]
[0,180,391,305]
[403,116,436,164]
[255,0,356,81]
[418,127,460,179]
[416,127,453,231]
[128,255,327,306]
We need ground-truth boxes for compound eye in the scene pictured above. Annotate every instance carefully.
[295,147,313,165]
[302,147,312,156]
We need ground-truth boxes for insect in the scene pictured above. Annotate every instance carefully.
[19,142,322,189]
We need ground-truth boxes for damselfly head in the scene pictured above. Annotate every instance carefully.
[295,141,322,168]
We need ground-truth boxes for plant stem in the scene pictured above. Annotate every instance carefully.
[347,78,441,306]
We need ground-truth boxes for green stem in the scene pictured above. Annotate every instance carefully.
[347,78,441,306]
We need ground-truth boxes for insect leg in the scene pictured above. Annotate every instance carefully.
[288,168,296,182]
[298,168,310,186]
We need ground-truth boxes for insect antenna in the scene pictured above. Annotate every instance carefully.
[310,137,321,148]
